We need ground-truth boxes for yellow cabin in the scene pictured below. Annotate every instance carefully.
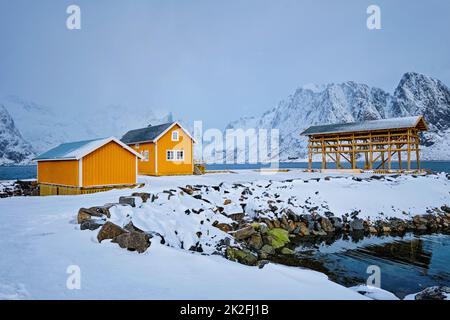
[121,122,195,176]
[34,137,143,195]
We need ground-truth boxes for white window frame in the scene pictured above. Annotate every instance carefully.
[166,150,175,161]
[171,130,179,141]
[166,149,184,161]
[143,150,149,162]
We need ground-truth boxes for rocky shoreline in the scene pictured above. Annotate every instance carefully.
[74,173,450,299]
[0,180,39,198]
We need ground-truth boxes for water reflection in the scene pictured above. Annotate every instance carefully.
[282,233,450,298]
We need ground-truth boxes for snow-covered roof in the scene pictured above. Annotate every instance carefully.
[301,116,428,136]
[121,121,195,144]
[33,137,143,161]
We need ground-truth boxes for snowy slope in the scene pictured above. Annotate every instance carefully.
[1,95,174,154]
[220,72,450,162]
[0,171,372,300]
[0,105,34,165]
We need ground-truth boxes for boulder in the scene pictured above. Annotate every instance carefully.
[266,228,290,249]
[440,205,450,214]
[123,221,144,233]
[97,222,127,243]
[226,247,257,266]
[179,187,194,195]
[350,218,364,231]
[112,231,151,253]
[293,222,310,236]
[119,196,140,207]
[232,226,256,240]
[131,192,152,202]
[247,233,263,250]
[329,217,343,230]
[320,217,335,233]
[414,286,450,300]
[80,219,103,231]
[223,199,232,205]
[260,244,275,256]
[280,247,294,255]
[77,206,110,224]
[226,213,245,221]
[214,223,233,233]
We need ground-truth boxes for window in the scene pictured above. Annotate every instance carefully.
[135,143,140,148]
[143,150,149,162]
[172,131,179,141]
[166,150,184,161]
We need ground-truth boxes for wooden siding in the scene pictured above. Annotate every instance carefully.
[156,124,193,175]
[37,160,79,186]
[82,141,136,187]
[130,142,156,175]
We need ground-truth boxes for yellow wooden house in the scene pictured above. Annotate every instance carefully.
[121,122,195,176]
[34,137,143,195]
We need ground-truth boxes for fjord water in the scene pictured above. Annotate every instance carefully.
[292,233,450,299]
[206,161,450,173]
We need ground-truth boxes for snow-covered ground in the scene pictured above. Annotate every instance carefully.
[0,169,448,300]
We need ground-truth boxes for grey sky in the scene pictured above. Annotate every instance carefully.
[1,0,449,128]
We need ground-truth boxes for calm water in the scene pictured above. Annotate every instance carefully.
[206,161,450,174]
[1,161,450,180]
[0,165,37,180]
[289,233,450,299]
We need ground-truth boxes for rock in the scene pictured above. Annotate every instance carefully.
[320,217,335,233]
[312,229,327,236]
[131,192,152,202]
[232,226,256,240]
[119,196,139,207]
[414,286,450,300]
[369,226,378,234]
[382,226,391,233]
[440,205,450,214]
[179,187,194,195]
[247,233,263,250]
[266,228,290,249]
[350,218,364,231]
[280,247,294,255]
[112,231,151,253]
[226,213,245,221]
[226,247,257,266]
[80,219,103,231]
[97,222,127,243]
[294,222,310,236]
[329,217,343,230]
[77,207,108,224]
[214,223,233,233]
[259,244,275,259]
[223,199,232,205]
[256,260,270,269]
[123,221,144,233]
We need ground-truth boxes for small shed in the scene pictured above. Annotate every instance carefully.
[301,116,428,172]
[121,122,195,176]
[34,137,143,195]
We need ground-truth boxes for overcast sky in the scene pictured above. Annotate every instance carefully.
[1,0,449,128]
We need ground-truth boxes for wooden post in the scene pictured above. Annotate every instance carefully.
[308,139,312,170]
[321,137,326,169]
[387,131,391,171]
[369,133,373,169]
[415,131,420,170]
[352,134,356,169]
[398,150,402,170]
[407,129,411,170]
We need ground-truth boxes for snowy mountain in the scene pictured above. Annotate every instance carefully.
[0,105,35,165]
[1,95,174,155]
[219,72,450,161]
